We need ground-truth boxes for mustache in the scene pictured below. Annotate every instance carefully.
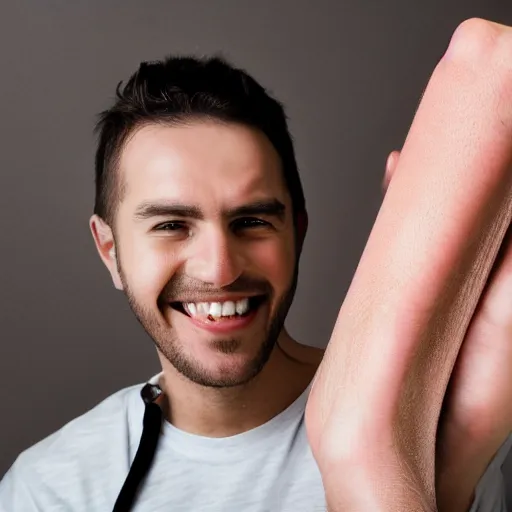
[161,274,272,302]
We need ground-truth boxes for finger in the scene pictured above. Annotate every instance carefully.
[382,150,401,192]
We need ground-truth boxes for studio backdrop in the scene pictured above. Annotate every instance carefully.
[1,0,511,504]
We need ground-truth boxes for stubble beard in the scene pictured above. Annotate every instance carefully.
[117,259,299,389]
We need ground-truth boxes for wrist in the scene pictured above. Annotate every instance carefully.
[319,448,438,512]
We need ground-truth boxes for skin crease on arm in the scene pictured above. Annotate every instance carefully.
[304,18,512,512]
[385,150,512,512]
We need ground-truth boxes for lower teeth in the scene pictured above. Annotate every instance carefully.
[207,313,242,321]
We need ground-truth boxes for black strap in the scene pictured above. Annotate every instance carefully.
[112,402,163,512]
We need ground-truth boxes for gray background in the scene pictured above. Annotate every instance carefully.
[1,0,511,504]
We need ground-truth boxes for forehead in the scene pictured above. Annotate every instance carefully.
[117,120,288,213]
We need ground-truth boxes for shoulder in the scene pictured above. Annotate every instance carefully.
[0,382,144,508]
[19,382,142,464]
[287,340,325,368]
[302,345,325,367]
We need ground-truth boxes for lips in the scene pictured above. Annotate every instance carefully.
[168,295,268,334]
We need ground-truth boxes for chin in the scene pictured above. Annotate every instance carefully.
[162,335,276,389]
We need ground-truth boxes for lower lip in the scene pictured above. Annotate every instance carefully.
[181,305,262,334]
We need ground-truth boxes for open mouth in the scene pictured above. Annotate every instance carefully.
[170,295,267,322]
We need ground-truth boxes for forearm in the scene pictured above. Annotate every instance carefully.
[306,18,512,511]
[321,451,438,512]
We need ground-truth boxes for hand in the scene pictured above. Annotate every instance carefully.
[305,18,512,512]
[385,150,512,512]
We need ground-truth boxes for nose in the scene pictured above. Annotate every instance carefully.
[185,226,244,288]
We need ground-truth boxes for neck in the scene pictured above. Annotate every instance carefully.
[156,330,318,438]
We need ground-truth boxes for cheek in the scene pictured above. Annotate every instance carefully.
[121,235,179,299]
[252,237,296,290]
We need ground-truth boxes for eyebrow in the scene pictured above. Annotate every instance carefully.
[133,198,287,222]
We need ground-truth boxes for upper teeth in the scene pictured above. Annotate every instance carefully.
[186,299,250,317]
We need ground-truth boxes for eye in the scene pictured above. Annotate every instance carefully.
[232,217,270,231]
[153,221,187,232]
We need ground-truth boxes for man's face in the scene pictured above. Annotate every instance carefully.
[106,121,300,388]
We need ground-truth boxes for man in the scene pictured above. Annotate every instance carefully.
[0,20,511,512]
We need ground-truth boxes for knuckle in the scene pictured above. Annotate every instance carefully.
[446,18,501,66]
[445,18,512,109]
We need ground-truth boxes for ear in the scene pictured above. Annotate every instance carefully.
[295,210,309,254]
[89,215,124,290]
[383,150,401,192]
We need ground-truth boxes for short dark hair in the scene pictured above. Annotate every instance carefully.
[93,55,306,226]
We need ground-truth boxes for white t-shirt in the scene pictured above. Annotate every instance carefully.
[0,377,510,511]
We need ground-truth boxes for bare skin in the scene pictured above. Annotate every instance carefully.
[90,121,322,438]
[386,151,512,512]
[305,18,512,512]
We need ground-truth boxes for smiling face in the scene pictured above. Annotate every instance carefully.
[92,120,302,388]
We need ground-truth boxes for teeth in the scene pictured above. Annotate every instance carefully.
[184,298,252,318]
[209,302,222,317]
[221,301,236,316]
[235,298,249,315]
